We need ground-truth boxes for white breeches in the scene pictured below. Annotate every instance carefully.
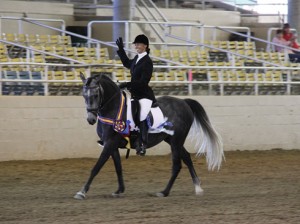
[139,98,152,121]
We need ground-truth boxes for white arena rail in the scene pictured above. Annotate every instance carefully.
[0,62,299,96]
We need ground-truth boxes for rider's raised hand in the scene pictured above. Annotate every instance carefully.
[116,37,124,50]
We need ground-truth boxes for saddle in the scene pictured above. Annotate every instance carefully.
[124,91,173,135]
[130,97,159,127]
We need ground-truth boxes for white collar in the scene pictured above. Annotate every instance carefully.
[136,52,147,63]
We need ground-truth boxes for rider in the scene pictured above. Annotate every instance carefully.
[116,34,156,156]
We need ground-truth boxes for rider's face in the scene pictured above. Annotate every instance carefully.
[135,43,147,54]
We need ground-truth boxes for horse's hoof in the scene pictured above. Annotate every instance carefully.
[195,190,204,196]
[136,150,146,156]
[156,192,167,197]
[195,185,204,196]
[74,191,86,200]
[111,192,124,198]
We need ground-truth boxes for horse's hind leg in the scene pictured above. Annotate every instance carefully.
[157,144,182,197]
[181,147,203,195]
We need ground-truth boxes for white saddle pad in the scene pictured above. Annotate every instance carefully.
[124,91,174,135]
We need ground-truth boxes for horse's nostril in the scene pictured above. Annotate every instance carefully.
[87,118,96,125]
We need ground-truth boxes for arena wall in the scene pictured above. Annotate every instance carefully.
[0,96,299,161]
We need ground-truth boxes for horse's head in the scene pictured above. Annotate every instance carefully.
[80,73,103,125]
[80,73,119,125]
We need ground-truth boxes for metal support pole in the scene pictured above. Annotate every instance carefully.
[125,21,129,52]
[44,65,48,96]
[188,69,193,95]
[200,26,204,50]
[254,71,259,96]
[60,20,66,36]
[186,26,192,49]
[0,66,2,96]
[18,19,23,34]
[213,27,217,41]
[219,71,224,96]
[287,70,291,95]
[165,0,169,8]
[0,17,2,37]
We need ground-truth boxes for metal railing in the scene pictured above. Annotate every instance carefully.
[0,61,299,96]
[0,39,85,65]
[87,20,251,49]
[135,0,169,42]
[0,16,66,36]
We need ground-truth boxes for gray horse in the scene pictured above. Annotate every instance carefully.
[74,74,223,199]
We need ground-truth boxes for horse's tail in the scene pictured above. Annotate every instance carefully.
[184,99,224,171]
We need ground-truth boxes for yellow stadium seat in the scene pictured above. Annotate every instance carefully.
[17,34,26,43]
[36,34,49,44]
[246,73,255,82]
[99,48,109,58]
[55,45,65,56]
[26,34,38,44]
[208,70,219,81]
[188,50,199,61]
[91,67,103,73]
[165,71,175,81]
[161,49,171,59]
[49,35,61,45]
[221,71,229,82]
[75,47,86,58]
[244,41,256,50]
[60,35,71,45]
[199,50,208,60]
[47,71,54,80]
[113,71,125,82]
[209,40,219,48]
[86,48,97,58]
[155,72,166,81]
[124,71,131,81]
[171,49,181,61]
[152,49,161,58]
[175,71,187,81]
[53,71,65,80]
[219,41,228,49]
[227,41,236,50]
[65,47,75,57]
[3,33,17,42]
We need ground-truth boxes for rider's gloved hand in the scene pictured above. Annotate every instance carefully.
[118,82,128,89]
[116,37,124,50]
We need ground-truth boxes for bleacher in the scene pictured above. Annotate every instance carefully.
[1,32,300,96]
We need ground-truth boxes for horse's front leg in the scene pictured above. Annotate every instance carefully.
[111,149,125,197]
[74,141,117,200]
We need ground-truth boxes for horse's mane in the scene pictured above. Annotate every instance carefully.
[86,73,118,89]
[99,73,114,83]
[97,73,121,93]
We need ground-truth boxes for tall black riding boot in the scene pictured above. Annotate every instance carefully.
[136,120,148,156]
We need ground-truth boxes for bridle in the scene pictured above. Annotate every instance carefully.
[84,79,120,115]
[84,83,104,115]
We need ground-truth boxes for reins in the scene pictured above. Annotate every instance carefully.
[98,89,120,111]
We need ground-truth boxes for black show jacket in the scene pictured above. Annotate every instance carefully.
[117,48,156,102]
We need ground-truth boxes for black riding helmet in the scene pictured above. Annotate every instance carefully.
[132,34,149,46]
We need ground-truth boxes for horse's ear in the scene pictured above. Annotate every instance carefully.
[80,72,86,83]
